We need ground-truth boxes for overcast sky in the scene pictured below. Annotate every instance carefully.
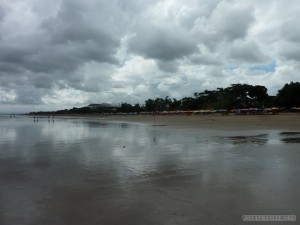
[1,0,300,112]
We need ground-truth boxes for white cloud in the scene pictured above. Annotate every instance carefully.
[0,88,16,103]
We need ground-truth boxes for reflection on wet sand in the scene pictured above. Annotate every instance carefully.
[282,137,300,143]
[280,131,300,135]
[280,131,300,143]
[222,134,268,146]
[0,118,299,225]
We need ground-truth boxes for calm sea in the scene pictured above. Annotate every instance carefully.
[0,116,299,225]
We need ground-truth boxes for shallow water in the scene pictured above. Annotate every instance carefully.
[0,116,299,225]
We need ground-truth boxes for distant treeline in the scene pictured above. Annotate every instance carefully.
[29,82,300,115]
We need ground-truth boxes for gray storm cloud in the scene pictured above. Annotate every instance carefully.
[128,26,197,62]
[210,1,255,41]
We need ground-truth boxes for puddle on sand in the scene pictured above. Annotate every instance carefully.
[281,137,300,143]
[280,132,300,136]
[280,131,300,143]
[222,134,268,146]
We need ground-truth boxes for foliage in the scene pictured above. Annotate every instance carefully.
[276,82,300,108]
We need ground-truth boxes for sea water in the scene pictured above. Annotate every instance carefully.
[0,116,299,225]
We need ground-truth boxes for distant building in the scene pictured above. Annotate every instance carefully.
[87,103,119,112]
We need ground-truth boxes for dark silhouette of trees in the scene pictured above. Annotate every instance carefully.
[192,84,269,109]
[118,103,143,113]
[220,84,268,109]
[181,97,197,110]
[144,99,155,111]
[194,90,220,109]
[276,82,300,108]
[145,97,176,111]
[169,98,181,110]
[119,103,134,113]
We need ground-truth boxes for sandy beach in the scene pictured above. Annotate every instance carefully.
[102,113,300,130]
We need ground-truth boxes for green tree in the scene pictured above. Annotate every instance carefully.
[276,82,300,108]
[220,84,268,109]
[154,98,165,111]
[119,103,134,113]
[145,99,155,111]
[169,98,181,110]
[181,97,198,110]
[133,103,142,112]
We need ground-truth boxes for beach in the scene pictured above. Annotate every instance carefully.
[0,115,299,225]
[103,113,300,130]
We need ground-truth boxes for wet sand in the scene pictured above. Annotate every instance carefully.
[103,113,300,130]
[0,116,299,225]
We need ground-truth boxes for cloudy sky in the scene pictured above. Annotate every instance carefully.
[1,0,300,112]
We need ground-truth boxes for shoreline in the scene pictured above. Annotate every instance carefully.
[100,113,300,130]
[25,113,300,130]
